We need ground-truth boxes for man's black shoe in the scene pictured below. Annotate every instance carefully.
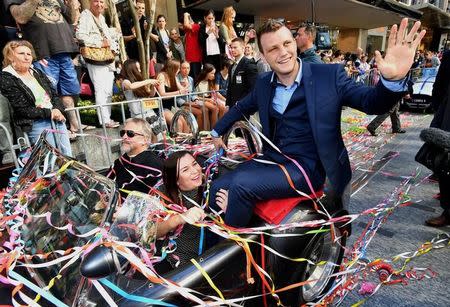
[425,213,450,227]
[392,129,406,133]
[367,127,377,136]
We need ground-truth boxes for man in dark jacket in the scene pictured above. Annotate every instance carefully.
[294,23,322,64]
[209,18,425,228]
[424,49,450,227]
[226,37,257,107]
[108,118,163,201]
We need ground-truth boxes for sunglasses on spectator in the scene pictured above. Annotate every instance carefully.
[119,130,145,138]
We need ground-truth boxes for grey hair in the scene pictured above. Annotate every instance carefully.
[125,117,153,140]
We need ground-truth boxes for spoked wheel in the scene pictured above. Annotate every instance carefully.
[299,226,346,304]
[170,109,199,143]
[222,121,262,157]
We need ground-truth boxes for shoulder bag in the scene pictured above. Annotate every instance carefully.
[80,15,115,65]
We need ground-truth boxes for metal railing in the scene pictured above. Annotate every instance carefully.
[65,89,227,167]
[0,122,30,169]
[350,68,380,87]
[66,97,166,166]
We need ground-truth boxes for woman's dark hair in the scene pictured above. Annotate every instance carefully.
[161,59,181,92]
[195,63,215,89]
[121,59,152,98]
[163,151,203,205]
[220,56,232,71]
[333,49,342,58]
[203,9,215,18]
[156,14,166,22]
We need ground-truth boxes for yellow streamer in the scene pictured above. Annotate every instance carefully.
[191,258,225,301]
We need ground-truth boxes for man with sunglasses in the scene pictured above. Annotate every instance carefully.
[108,118,163,201]
[209,18,425,228]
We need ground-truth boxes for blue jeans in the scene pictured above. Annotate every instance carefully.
[33,53,80,96]
[28,119,72,157]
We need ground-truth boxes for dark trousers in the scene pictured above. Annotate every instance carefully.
[204,54,221,72]
[189,62,202,81]
[209,159,322,227]
[439,174,450,217]
[367,102,401,132]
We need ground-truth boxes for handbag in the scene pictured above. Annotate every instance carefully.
[80,46,115,65]
[79,72,93,96]
[79,14,115,65]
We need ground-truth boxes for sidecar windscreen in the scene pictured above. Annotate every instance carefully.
[11,135,117,304]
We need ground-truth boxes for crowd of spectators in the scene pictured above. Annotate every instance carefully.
[0,0,446,163]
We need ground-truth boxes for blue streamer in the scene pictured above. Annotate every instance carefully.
[8,270,69,307]
[99,278,177,306]
[198,226,204,255]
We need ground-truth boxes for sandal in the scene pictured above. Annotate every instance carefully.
[81,124,96,131]
[105,121,120,128]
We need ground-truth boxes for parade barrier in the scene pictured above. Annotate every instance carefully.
[351,68,380,86]
[65,89,226,167]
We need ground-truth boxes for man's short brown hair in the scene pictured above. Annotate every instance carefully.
[231,37,245,46]
[256,19,285,53]
[299,22,317,41]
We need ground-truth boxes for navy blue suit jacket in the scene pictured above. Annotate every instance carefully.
[214,62,405,194]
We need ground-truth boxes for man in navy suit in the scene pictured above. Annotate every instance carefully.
[210,18,425,227]
[226,37,258,107]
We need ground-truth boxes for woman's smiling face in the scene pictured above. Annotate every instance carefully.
[177,154,202,191]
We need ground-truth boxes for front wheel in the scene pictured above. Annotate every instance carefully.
[297,226,345,304]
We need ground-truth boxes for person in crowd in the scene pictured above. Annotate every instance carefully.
[226,37,257,108]
[412,50,423,68]
[156,151,207,268]
[424,49,450,227]
[6,0,85,136]
[199,9,225,72]
[195,63,227,129]
[215,58,231,99]
[422,50,440,68]
[244,43,255,60]
[120,59,160,118]
[121,0,148,61]
[355,47,364,64]
[359,55,370,73]
[344,60,358,78]
[294,23,322,64]
[176,61,204,130]
[150,14,171,64]
[182,12,202,80]
[108,118,163,201]
[220,6,237,45]
[0,0,19,66]
[208,18,425,228]
[219,6,237,59]
[156,59,188,131]
[332,49,344,64]
[0,40,72,156]
[366,102,405,136]
[320,51,331,63]
[168,28,185,62]
[76,0,120,128]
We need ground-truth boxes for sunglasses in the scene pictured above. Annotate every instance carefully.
[119,129,145,138]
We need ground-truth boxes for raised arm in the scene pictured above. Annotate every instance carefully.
[375,18,426,80]
[183,12,192,30]
[9,0,39,24]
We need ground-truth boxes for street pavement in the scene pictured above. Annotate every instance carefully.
[339,108,449,307]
